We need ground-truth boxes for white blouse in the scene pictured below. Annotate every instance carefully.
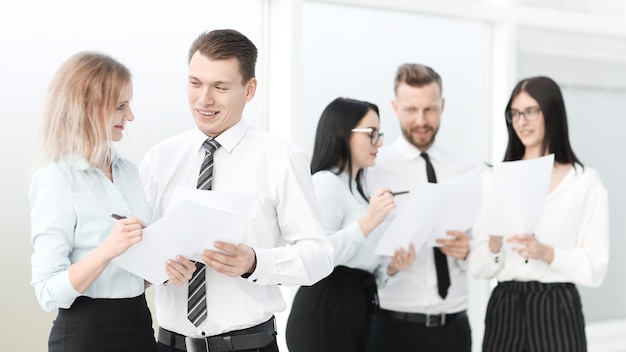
[312,169,388,273]
[30,155,152,311]
[469,165,609,287]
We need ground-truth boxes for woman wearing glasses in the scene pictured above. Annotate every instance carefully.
[286,97,415,352]
[469,76,609,352]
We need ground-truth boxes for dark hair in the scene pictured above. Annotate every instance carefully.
[188,29,257,84]
[310,97,380,201]
[394,63,442,96]
[503,76,581,167]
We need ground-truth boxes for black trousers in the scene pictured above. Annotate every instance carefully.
[483,281,587,352]
[49,293,157,352]
[286,266,378,352]
[367,309,471,352]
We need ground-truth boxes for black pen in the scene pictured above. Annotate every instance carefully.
[110,213,127,220]
[391,191,410,196]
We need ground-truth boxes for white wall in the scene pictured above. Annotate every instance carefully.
[299,2,490,160]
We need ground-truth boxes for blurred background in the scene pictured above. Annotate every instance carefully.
[1,0,625,350]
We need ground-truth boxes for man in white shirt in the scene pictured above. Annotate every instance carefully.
[140,29,334,352]
[366,63,476,352]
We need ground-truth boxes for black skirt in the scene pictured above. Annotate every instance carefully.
[49,293,158,352]
[286,266,378,352]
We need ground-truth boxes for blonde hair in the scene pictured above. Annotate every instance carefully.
[38,52,131,170]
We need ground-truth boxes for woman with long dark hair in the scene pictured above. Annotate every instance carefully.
[470,76,609,352]
[286,97,415,352]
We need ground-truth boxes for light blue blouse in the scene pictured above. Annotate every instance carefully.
[29,154,152,312]
[312,169,389,274]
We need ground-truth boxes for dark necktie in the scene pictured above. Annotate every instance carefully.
[420,152,451,299]
[188,138,220,327]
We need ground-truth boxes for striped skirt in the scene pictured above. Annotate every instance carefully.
[483,281,586,352]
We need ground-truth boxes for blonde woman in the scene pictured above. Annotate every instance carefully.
[29,52,195,352]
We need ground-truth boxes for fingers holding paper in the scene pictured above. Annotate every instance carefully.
[164,255,196,286]
[508,234,554,264]
[436,230,470,259]
[387,243,416,275]
[202,241,257,277]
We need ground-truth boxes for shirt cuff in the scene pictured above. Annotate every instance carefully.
[244,247,275,285]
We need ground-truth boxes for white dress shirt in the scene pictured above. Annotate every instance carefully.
[366,137,478,314]
[29,154,152,312]
[469,164,609,287]
[139,119,334,337]
[312,170,389,277]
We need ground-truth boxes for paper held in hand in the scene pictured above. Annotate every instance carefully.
[374,170,482,256]
[111,188,256,284]
[482,154,554,237]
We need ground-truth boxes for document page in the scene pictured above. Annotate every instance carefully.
[112,188,256,284]
[375,170,482,256]
[482,154,554,237]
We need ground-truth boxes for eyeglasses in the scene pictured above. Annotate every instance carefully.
[351,127,384,146]
[505,107,542,123]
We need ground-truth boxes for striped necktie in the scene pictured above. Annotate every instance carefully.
[420,152,451,299]
[187,138,220,327]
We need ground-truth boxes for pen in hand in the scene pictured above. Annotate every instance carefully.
[391,191,409,196]
[110,214,127,220]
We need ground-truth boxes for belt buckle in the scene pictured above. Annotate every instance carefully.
[425,313,445,327]
[185,336,211,352]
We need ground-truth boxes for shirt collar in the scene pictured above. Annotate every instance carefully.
[393,135,443,162]
[63,153,123,171]
[193,119,248,153]
[329,166,352,181]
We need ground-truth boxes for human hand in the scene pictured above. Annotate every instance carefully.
[202,241,256,277]
[102,217,146,259]
[387,243,416,275]
[164,255,196,286]
[360,188,395,237]
[489,235,504,254]
[436,230,470,259]
[508,234,554,264]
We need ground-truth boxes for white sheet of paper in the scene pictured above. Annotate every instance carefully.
[111,199,240,285]
[482,154,554,236]
[166,187,257,260]
[375,170,482,256]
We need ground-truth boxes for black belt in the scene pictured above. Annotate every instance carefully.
[158,317,276,352]
[378,308,466,327]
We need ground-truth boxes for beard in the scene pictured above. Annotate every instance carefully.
[402,125,439,151]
